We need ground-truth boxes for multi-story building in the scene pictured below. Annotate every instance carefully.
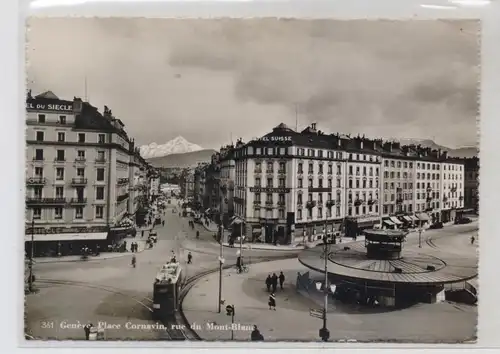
[202,122,467,244]
[149,170,161,201]
[463,157,479,213]
[440,155,465,222]
[219,144,237,227]
[25,91,154,255]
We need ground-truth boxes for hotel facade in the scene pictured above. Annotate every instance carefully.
[25,91,154,255]
[190,123,467,244]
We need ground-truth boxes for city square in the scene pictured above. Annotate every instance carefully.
[24,18,479,343]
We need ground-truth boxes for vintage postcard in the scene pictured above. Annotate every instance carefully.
[24,18,479,343]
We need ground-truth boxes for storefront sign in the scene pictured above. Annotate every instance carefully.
[26,102,73,112]
[250,187,290,193]
[356,216,380,223]
[25,226,108,235]
[308,187,331,193]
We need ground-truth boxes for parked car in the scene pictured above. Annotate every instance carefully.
[429,222,444,230]
[455,217,472,225]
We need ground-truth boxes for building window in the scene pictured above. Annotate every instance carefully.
[328,165,333,174]
[95,206,104,219]
[97,151,105,161]
[267,162,273,172]
[279,209,285,219]
[267,178,273,187]
[279,162,286,172]
[356,180,360,188]
[56,150,65,161]
[55,186,64,198]
[298,178,303,188]
[36,131,44,141]
[318,208,323,218]
[255,177,261,186]
[297,209,302,220]
[78,133,85,143]
[308,178,313,188]
[57,132,65,142]
[37,114,46,123]
[96,186,105,200]
[279,178,285,187]
[58,115,66,124]
[77,168,85,177]
[254,193,261,202]
[308,163,313,174]
[34,167,43,177]
[34,149,44,160]
[33,186,42,199]
[319,164,323,174]
[348,207,352,216]
[98,134,106,144]
[318,179,323,188]
[54,207,63,219]
[297,194,302,204]
[33,208,41,220]
[348,179,353,189]
[328,179,332,188]
[336,206,341,217]
[266,193,273,202]
[96,168,105,181]
[298,163,303,173]
[337,179,341,188]
[75,207,83,219]
[56,168,64,181]
[307,208,312,219]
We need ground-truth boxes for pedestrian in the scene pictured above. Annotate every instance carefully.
[162,220,165,227]
[84,322,92,340]
[268,293,276,310]
[187,252,192,264]
[141,230,144,238]
[250,325,264,341]
[279,271,285,290]
[271,273,278,293]
[471,235,475,245]
[265,274,272,292]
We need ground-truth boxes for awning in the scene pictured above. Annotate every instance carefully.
[403,216,413,222]
[410,215,419,222]
[389,217,403,225]
[25,232,108,242]
[416,213,430,221]
[383,220,395,226]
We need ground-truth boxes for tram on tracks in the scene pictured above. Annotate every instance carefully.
[152,262,184,320]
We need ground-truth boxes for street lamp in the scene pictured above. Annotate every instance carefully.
[217,195,224,313]
[418,227,425,248]
[317,231,336,342]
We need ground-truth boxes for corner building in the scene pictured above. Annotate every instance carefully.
[25,91,154,255]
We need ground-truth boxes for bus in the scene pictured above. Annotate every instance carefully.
[152,262,183,320]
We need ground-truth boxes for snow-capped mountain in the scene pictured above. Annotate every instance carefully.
[139,136,203,159]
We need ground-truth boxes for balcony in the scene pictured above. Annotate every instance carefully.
[253,200,261,206]
[451,187,457,193]
[306,200,316,209]
[316,200,323,207]
[326,200,335,207]
[254,168,262,174]
[32,157,44,162]
[117,193,129,202]
[26,197,67,206]
[71,178,88,186]
[74,157,86,163]
[53,158,66,164]
[117,178,129,185]
[426,187,432,192]
[367,199,376,205]
[396,198,403,204]
[297,201,303,207]
[354,199,363,206]
[266,169,274,174]
[26,177,46,185]
[426,197,432,202]
[297,170,303,175]
[278,169,286,175]
[459,196,464,201]
[265,201,274,207]
[69,198,87,205]
[443,197,448,202]
[277,201,286,207]
[95,158,106,164]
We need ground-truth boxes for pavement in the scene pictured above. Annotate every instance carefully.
[25,202,300,340]
[183,258,477,343]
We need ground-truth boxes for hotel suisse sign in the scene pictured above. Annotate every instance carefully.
[250,187,291,193]
[26,102,73,112]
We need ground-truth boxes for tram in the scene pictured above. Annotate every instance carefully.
[152,262,183,320]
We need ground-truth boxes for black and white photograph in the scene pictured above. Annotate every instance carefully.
[24,18,479,343]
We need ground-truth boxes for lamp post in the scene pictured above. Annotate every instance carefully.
[225,304,235,340]
[316,226,336,342]
[28,218,35,293]
[418,227,424,248]
[217,195,224,313]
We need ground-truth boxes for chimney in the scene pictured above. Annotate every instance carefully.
[73,97,83,113]
[442,151,448,159]
[337,139,341,148]
[310,123,317,132]
[360,140,364,149]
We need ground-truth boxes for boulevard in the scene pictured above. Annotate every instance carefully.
[25,200,300,340]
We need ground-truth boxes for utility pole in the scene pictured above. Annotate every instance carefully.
[218,194,224,313]
[418,227,423,248]
[28,218,35,293]
[239,218,243,259]
[319,229,331,342]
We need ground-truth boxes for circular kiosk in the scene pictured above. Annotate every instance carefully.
[298,229,477,308]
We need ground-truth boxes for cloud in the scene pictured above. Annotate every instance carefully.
[26,18,479,148]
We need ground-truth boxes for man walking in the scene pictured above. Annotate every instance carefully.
[279,271,285,290]
[265,274,272,292]
[83,323,92,340]
[271,273,278,293]
[187,252,192,264]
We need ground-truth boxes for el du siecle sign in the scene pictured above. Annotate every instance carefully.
[26,102,73,112]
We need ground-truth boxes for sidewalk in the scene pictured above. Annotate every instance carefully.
[34,240,147,264]
[182,258,477,342]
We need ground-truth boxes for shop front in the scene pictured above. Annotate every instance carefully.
[415,212,430,227]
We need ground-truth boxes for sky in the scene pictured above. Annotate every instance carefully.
[26,18,479,149]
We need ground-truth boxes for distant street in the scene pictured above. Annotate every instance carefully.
[26,201,300,340]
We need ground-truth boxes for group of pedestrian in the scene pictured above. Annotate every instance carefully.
[130,242,139,253]
[188,220,195,230]
[265,272,285,293]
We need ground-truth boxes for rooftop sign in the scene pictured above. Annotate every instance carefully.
[26,102,73,112]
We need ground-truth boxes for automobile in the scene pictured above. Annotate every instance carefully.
[429,222,444,230]
[455,217,472,225]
